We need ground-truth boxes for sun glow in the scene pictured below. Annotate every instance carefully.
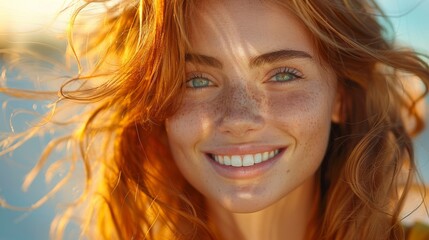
[0,0,74,34]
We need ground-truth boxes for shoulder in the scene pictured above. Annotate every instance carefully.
[406,222,429,240]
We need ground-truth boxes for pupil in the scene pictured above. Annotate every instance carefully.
[194,79,207,87]
[276,73,290,81]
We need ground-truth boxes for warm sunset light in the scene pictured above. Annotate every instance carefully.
[0,0,428,239]
[0,0,72,34]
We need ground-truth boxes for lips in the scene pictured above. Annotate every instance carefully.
[209,149,281,167]
[205,147,285,179]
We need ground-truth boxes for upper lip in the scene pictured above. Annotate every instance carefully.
[204,144,286,156]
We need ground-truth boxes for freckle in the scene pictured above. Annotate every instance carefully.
[287,169,290,173]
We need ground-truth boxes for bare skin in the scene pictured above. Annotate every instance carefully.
[165,0,341,239]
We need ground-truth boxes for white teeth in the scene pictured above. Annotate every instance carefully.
[242,155,254,166]
[231,155,242,167]
[224,155,231,166]
[255,153,262,163]
[212,149,281,167]
[262,152,269,161]
[218,156,224,164]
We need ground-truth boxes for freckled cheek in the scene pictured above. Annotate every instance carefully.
[266,91,333,175]
[166,100,220,144]
[266,91,333,137]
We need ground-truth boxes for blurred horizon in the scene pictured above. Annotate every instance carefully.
[1,0,429,239]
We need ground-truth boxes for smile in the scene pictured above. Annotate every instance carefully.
[210,149,281,167]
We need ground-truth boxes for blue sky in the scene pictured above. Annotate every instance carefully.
[377,0,429,184]
[377,0,429,53]
[1,1,429,239]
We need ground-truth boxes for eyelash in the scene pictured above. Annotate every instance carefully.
[185,67,304,89]
[185,73,214,89]
[267,67,304,83]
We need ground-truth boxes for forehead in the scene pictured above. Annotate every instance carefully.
[187,0,316,58]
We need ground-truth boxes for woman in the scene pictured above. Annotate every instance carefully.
[1,0,429,239]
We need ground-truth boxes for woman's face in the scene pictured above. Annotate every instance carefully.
[165,0,340,212]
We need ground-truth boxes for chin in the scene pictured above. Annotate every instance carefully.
[209,187,283,213]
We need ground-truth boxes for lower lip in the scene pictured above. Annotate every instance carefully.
[206,149,285,179]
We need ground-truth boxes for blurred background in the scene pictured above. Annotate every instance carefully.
[0,0,429,239]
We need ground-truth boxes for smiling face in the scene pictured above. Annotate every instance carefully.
[165,0,340,213]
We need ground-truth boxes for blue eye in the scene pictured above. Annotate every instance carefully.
[269,67,303,82]
[186,74,213,89]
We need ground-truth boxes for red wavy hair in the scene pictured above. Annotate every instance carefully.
[1,0,428,239]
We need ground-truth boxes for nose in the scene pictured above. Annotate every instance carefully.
[217,83,265,137]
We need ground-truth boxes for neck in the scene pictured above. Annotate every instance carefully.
[207,177,318,240]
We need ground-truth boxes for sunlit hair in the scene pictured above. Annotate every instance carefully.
[1,0,428,239]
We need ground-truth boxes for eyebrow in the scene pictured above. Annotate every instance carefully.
[185,49,313,69]
[249,50,313,67]
[185,53,223,69]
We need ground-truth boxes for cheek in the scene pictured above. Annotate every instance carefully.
[165,98,219,148]
[268,90,331,126]
[165,99,222,197]
[268,89,334,153]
